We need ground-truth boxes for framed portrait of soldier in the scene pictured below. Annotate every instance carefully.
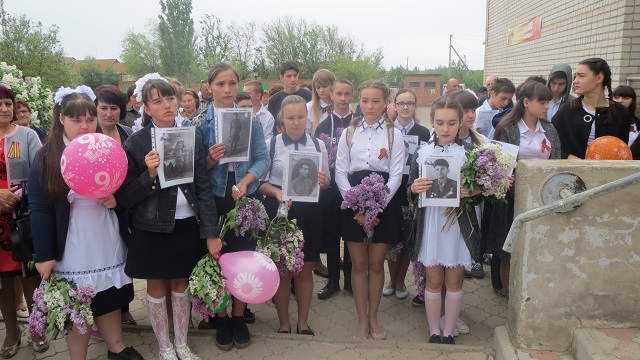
[282,151,321,203]
[403,135,419,175]
[216,108,253,164]
[151,126,195,188]
[419,154,460,208]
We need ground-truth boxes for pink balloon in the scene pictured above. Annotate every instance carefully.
[218,251,280,304]
[60,133,128,199]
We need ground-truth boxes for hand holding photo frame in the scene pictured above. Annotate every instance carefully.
[419,154,461,208]
[151,126,196,188]
[282,151,322,203]
[216,108,253,164]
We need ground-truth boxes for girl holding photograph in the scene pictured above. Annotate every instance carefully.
[260,95,330,335]
[488,81,561,299]
[30,88,141,360]
[116,77,222,360]
[407,97,481,345]
[335,80,404,340]
[202,62,269,350]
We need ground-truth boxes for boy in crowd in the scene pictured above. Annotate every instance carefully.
[475,77,516,138]
[235,91,253,108]
[268,61,312,136]
[547,64,576,120]
[313,79,356,299]
[243,80,275,141]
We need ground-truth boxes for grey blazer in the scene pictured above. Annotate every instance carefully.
[495,119,561,160]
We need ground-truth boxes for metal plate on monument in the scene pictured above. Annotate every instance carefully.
[541,172,587,212]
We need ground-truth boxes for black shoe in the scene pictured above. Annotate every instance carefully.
[464,269,473,279]
[215,315,234,351]
[343,279,352,293]
[198,315,216,330]
[471,262,485,279]
[442,335,455,344]
[243,308,256,324]
[411,295,425,306]
[230,315,251,349]
[296,326,314,336]
[428,334,442,344]
[317,280,340,300]
[313,267,329,278]
[107,346,143,360]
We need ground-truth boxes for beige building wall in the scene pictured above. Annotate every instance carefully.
[484,0,640,94]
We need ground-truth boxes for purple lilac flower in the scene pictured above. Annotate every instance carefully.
[341,173,390,236]
[191,296,215,320]
[235,199,268,237]
[318,133,332,150]
[28,309,47,338]
[70,309,88,334]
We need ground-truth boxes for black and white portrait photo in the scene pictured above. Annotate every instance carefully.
[403,135,419,175]
[420,154,460,208]
[152,126,196,188]
[283,151,321,202]
[217,108,253,164]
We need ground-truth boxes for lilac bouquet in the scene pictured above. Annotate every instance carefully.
[340,173,390,238]
[189,197,267,317]
[461,143,517,206]
[188,254,231,319]
[318,127,343,168]
[28,274,96,340]
[258,203,305,277]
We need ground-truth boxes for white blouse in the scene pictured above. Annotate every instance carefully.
[517,119,552,160]
[335,117,405,205]
[266,133,330,187]
[306,99,331,136]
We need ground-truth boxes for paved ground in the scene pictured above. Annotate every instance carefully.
[1,255,506,360]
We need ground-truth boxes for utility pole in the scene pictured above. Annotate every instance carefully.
[0,0,6,32]
[448,34,452,80]
[406,57,409,71]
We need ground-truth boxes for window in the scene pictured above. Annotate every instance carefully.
[409,81,420,88]
[424,82,436,88]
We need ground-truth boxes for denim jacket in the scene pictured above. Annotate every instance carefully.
[115,124,220,238]
[202,104,269,197]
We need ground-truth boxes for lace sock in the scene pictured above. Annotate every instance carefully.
[171,291,189,347]
[444,290,463,337]
[146,294,172,350]
[425,290,442,336]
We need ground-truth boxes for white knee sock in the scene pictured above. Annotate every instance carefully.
[424,290,442,336]
[171,291,189,347]
[444,290,463,337]
[146,294,172,350]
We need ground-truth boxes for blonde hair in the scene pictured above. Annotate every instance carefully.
[351,79,392,128]
[311,69,336,127]
[279,94,308,124]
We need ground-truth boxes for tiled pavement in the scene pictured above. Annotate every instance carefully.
[1,260,506,359]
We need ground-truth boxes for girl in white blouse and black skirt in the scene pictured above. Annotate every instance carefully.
[335,80,405,340]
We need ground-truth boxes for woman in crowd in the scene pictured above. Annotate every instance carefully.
[30,87,141,360]
[202,62,269,351]
[307,69,335,136]
[384,89,430,301]
[407,97,481,345]
[260,94,330,335]
[13,100,46,143]
[489,81,561,299]
[612,85,639,147]
[93,85,136,327]
[0,85,47,358]
[115,77,221,360]
[335,80,404,340]
[552,58,628,159]
[180,89,201,126]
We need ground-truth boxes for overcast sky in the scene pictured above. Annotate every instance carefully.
[6,0,487,70]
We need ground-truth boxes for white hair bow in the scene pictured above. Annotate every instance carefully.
[54,85,96,105]
[134,73,168,102]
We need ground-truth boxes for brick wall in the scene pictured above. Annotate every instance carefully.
[402,74,442,107]
[484,0,640,103]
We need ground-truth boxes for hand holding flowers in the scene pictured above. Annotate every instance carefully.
[340,173,390,238]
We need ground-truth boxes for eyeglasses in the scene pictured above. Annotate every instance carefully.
[396,102,416,108]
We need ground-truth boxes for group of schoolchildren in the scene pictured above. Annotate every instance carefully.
[1,55,637,360]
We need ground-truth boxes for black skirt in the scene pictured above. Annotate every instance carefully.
[264,190,322,263]
[317,183,342,251]
[92,283,134,318]
[340,170,402,245]
[215,172,260,254]
[125,217,204,279]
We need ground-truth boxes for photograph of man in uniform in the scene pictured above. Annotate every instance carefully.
[288,157,318,197]
[425,158,458,199]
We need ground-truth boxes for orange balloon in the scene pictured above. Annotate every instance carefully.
[585,136,633,160]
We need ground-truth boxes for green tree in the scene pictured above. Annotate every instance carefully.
[76,56,120,88]
[0,14,71,87]
[196,14,230,75]
[158,0,196,80]
[120,21,162,79]
[227,21,258,80]
[329,50,385,92]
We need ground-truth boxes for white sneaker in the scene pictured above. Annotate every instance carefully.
[175,344,200,360]
[439,316,459,337]
[456,318,470,334]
